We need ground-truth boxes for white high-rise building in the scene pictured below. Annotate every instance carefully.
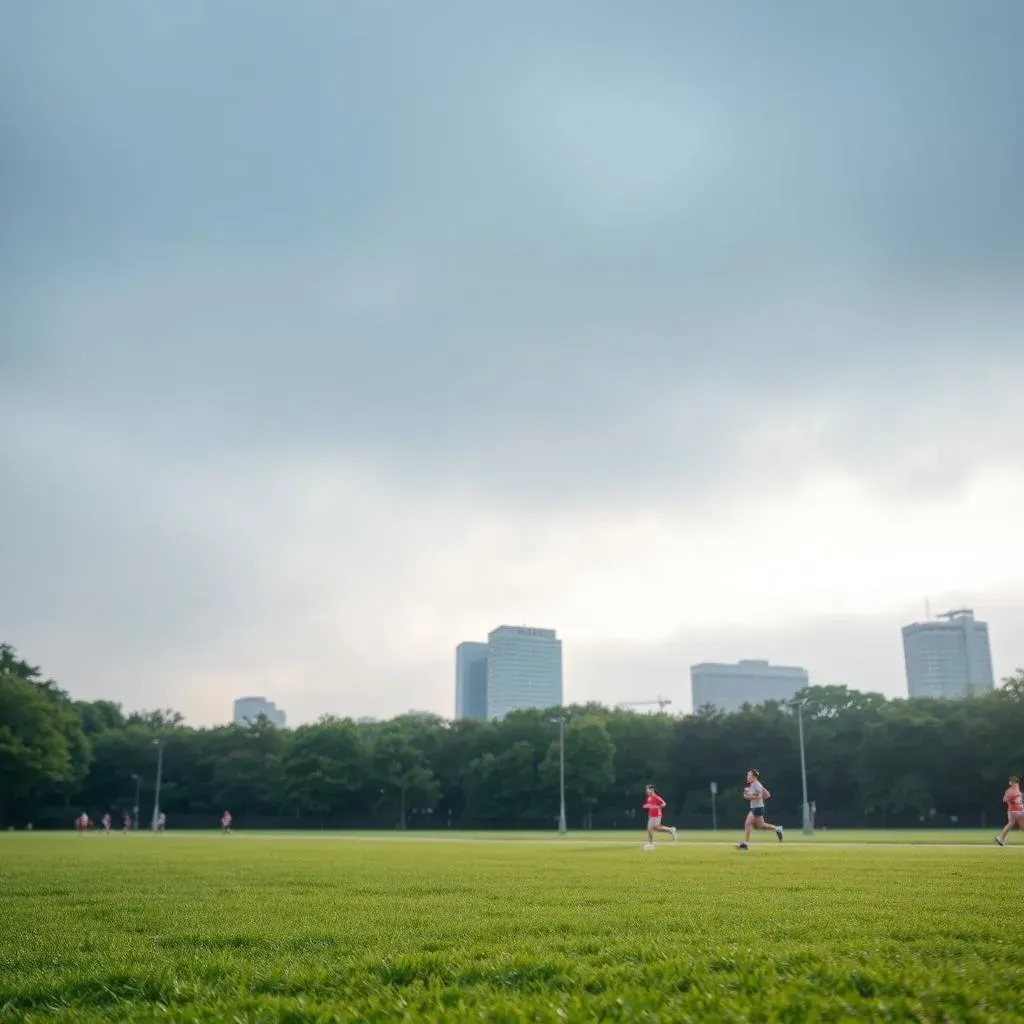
[485,625,563,720]
[232,696,286,728]
[454,641,488,720]
[690,660,809,713]
[902,609,995,699]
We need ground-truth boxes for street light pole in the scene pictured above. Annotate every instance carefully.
[131,774,142,830]
[550,716,567,834]
[151,740,164,831]
[793,699,812,835]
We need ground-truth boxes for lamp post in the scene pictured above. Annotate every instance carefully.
[131,774,142,830]
[790,699,812,835]
[150,740,164,831]
[550,716,567,834]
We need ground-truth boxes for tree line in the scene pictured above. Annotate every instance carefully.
[3,642,1024,830]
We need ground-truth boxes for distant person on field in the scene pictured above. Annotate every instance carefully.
[75,813,89,833]
[995,777,1024,846]
[643,784,677,849]
[221,810,232,835]
[156,812,166,832]
[738,769,784,850]
[101,813,112,834]
[122,813,131,834]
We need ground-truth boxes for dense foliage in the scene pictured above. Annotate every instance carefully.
[3,642,1023,829]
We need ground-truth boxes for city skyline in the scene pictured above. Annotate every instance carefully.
[212,604,1012,725]
[9,595,1024,727]
[3,4,1023,727]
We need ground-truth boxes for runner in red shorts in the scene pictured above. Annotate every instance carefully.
[995,776,1024,846]
[642,784,677,850]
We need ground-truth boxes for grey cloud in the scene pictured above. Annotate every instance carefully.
[5,4,1023,497]
[5,6,1023,494]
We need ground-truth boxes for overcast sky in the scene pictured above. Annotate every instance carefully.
[3,2,1023,725]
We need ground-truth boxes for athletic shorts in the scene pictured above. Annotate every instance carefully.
[648,816,662,828]
[1010,811,1024,823]
[749,806,765,819]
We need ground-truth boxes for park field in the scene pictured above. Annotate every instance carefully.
[1,830,1021,1022]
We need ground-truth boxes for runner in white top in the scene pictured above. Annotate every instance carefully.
[737,769,784,850]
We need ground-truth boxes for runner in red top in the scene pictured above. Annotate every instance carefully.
[996,777,1024,846]
[642,784,677,849]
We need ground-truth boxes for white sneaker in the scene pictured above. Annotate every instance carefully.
[644,843,655,851]
[776,825,784,842]
[996,836,1006,847]
[669,826,677,841]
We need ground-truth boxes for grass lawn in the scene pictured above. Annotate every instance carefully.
[1,830,1020,1022]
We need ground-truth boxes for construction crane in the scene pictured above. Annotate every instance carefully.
[616,696,673,713]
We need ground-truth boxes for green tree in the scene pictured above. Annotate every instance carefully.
[541,717,615,828]
[282,717,367,817]
[604,709,672,825]
[76,700,126,736]
[75,725,160,817]
[127,709,185,729]
[434,718,498,822]
[211,719,289,816]
[372,723,441,828]
[998,669,1024,702]
[463,740,539,820]
[0,672,77,823]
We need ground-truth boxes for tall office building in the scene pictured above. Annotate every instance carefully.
[902,609,995,698]
[690,660,809,713]
[454,641,489,720]
[485,625,563,720]
[233,696,286,728]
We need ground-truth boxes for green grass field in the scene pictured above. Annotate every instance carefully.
[1,830,1021,1022]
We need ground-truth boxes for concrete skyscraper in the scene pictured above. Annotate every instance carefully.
[902,609,995,698]
[485,625,563,720]
[454,641,488,720]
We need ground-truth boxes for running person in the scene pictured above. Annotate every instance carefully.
[100,813,112,834]
[643,784,677,849]
[221,810,232,835]
[737,769,784,850]
[995,777,1024,846]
